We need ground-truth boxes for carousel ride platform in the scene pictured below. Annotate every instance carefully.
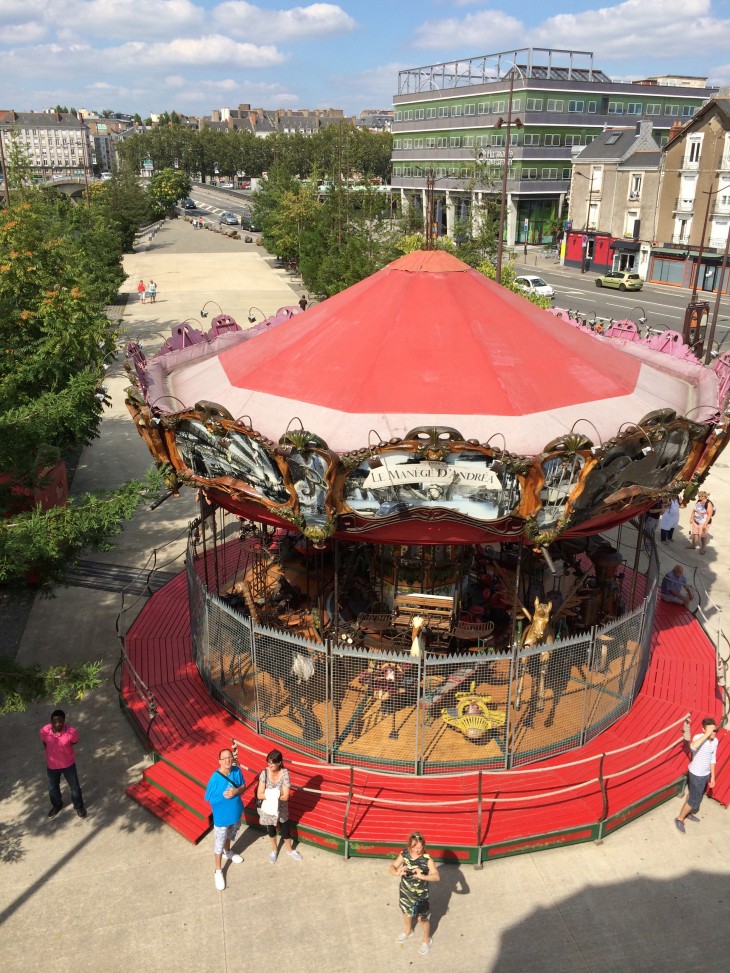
[122,566,724,861]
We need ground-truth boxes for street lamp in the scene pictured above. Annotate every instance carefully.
[495,62,524,284]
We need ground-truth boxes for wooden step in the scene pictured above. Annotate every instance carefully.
[125,780,210,844]
[143,761,210,820]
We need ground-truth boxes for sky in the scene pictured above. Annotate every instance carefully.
[2,0,730,118]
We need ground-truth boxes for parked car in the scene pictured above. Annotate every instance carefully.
[239,179,251,189]
[515,275,555,299]
[240,213,261,232]
[595,270,643,291]
[179,198,196,209]
[217,212,239,225]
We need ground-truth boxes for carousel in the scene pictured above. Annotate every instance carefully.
[125,250,730,774]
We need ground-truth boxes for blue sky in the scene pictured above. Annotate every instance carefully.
[2,0,730,117]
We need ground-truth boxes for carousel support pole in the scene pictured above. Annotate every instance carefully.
[199,491,210,592]
[509,539,525,649]
[211,505,220,595]
[629,514,644,610]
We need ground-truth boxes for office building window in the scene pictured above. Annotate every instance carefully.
[587,101,597,113]
[523,133,541,145]
[450,137,461,147]
[414,138,423,148]
[542,167,558,180]
[492,100,505,113]
[425,137,436,148]
[426,108,436,118]
[682,106,695,117]
[646,104,661,115]
[452,105,462,116]
[547,99,564,112]
[562,168,571,179]
[665,105,679,116]
[627,103,642,114]
[404,110,413,120]
[477,102,489,114]
[564,135,582,146]
[395,111,402,121]
[464,104,476,115]
[522,167,538,180]
[526,98,543,111]
[568,100,584,112]
[393,139,401,149]
[438,106,449,117]
[544,134,562,146]
[511,99,521,112]
[608,102,624,114]
[491,134,505,146]
[403,139,413,149]
[463,136,474,147]
[437,137,447,147]
[415,109,424,120]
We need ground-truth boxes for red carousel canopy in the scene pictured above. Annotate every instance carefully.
[159,250,712,454]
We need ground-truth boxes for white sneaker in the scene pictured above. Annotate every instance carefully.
[287,849,303,861]
[397,931,413,944]
[268,851,278,864]
[224,851,243,864]
[214,869,225,891]
[419,939,432,956]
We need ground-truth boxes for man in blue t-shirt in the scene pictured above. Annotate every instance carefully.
[204,748,246,890]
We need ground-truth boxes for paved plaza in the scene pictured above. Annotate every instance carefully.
[1,219,730,973]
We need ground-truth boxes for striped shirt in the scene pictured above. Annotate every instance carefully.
[689,733,718,777]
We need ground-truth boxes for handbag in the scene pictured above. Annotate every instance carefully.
[260,788,280,817]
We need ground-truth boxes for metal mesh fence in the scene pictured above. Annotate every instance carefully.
[421,651,513,772]
[206,594,257,729]
[254,624,329,759]
[583,607,644,745]
[510,633,593,767]
[187,555,209,673]
[331,645,421,773]
[188,538,658,773]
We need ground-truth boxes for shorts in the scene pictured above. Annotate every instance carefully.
[213,821,240,854]
[400,895,430,920]
[687,772,710,811]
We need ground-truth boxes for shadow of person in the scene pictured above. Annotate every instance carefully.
[429,850,472,937]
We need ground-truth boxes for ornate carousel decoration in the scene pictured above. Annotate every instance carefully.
[124,250,730,772]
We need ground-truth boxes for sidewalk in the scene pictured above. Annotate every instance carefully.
[1,219,730,973]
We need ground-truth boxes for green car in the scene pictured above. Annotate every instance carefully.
[595,270,643,291]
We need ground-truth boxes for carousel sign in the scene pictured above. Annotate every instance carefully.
[363,459,502,492]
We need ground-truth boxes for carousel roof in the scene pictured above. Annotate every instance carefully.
[153,250,716,454]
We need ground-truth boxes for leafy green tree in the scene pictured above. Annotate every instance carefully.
[0,656,103,714]
[146,167,191,217]
[0,184,159,590]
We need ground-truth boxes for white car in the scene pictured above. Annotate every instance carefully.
[515,275,555,299]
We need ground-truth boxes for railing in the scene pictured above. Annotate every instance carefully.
[232,712,687,859]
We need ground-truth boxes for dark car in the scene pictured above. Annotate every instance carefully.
[179,198,196,209]
[217,212,239,225]
[240,213,260,232]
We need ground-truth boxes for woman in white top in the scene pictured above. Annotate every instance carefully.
[687,491,714,554]
[660,497,680,542]
[257,749,303,863]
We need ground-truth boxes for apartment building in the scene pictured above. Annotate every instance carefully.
[391,48,716,245]
[564,120,662,276]
[0,110,93,181]
[652,96,730,292]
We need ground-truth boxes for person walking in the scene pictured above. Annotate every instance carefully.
[687,490,714,554]
[257,749,302,863]
[675,716,718,833]
[40,709,86,818]
[204,748,246,890]
[298,294,308,311]
[660,497,680,542]
[389,831,440,955]
[148,280,157,304]
[137,279,146,303]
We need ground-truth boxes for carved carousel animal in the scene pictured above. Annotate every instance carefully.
[255,639,324,740]
[358,661,417,708]
[514,572,592,729]
[441,681,506,742]
[410,615,427,658]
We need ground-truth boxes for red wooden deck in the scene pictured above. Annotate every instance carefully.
[122,571,724,860]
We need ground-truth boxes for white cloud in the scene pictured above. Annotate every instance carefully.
[1,20,48,43]
[331,61,407,109]
[528,0,730,62]
[413,10,523,50]
[55,0,204,41]
[213,2,357,41]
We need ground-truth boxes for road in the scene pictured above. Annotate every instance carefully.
[180,183,256,230]
[519,257,730,352]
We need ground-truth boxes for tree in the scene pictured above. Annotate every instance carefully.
[146,167,191,217]
[0,655,103,715]
[0,182,160,590]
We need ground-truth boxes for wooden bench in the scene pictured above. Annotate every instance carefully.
[392,593,455,632]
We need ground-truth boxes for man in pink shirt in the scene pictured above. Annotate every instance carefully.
[40,710,86,818]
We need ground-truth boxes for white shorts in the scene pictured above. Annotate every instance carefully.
[213,822,240,854]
